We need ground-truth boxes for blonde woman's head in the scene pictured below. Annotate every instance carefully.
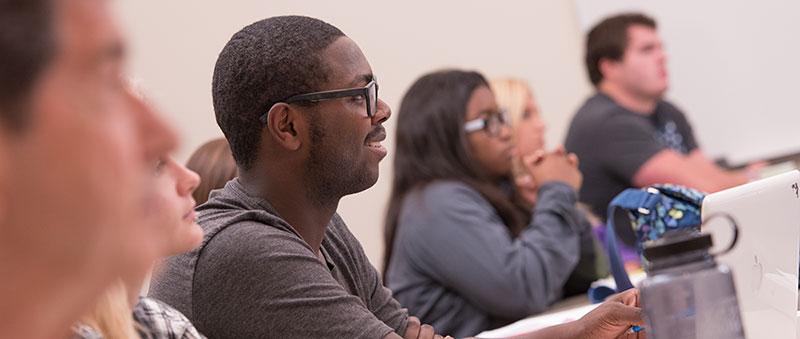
[489,78,546,156]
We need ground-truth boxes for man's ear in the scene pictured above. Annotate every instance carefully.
[265,103,303,151]
[598,57,619,82]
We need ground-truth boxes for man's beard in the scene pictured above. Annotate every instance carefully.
[304,120,377,207]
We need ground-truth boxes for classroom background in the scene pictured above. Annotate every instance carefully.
[117,0,800,268]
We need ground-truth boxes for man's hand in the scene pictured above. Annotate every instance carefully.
[578,289,645,339]
[741,161,768,181]
[507,289,644,339]
[393,316,454,339]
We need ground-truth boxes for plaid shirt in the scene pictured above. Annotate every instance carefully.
[73,324,103,339]
[134,297,205,339]
[72,297,203,339]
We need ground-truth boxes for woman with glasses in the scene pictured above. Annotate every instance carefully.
[382,70,594,338]
[490,77,610,296]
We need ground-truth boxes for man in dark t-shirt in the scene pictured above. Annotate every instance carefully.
[565,13,757,219]
[566,93,699,218]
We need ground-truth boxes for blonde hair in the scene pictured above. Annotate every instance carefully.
[489,77,533,131]
[82,280,139,339]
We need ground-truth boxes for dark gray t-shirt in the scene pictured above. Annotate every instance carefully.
[386,181,594,338]
[149,179,408,339]
[564,93,698,219]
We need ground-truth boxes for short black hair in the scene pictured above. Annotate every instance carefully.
[0,0,55,131]
[212,15,346,170]
[585,12,657,86]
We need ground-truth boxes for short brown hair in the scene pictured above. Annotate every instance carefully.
[185,138,238,205]
[585,13,657,86]
[0,0,55,130]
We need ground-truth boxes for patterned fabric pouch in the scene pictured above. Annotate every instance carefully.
[605,184,706,291]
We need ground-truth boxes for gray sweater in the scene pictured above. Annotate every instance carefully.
[385,180,592,338]
[149,179,408,339]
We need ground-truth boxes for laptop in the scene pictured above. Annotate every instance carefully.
[701,170,800,338]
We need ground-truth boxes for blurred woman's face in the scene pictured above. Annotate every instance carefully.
[152,157,203,256]
[513,90,546,156]
[465,86,514,179]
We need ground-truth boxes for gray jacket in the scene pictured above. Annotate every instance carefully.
[385,180,596,338]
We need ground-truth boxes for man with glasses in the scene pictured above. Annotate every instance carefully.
[149,16,452,339]
[151,15,644,339]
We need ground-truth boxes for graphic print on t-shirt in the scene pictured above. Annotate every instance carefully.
[656,120,689,154]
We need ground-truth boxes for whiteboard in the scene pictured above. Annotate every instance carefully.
[573,0,800,164]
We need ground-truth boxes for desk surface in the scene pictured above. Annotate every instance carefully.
[545,295,591,314]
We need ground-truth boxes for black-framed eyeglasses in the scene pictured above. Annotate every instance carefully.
[464,109,509,137]
[260,78,379,124]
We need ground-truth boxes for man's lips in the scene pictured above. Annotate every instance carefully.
[365,126,388,158]
[365,126,386,144]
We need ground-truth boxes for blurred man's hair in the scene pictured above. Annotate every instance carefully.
[585,13,657,86]
[0,0,56,130]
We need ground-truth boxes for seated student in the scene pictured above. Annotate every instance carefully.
[490,77,612,281]
[77,156,205,339]
[150,15,642,339]
[185,138,237,205]
[488,77,547,187]
[133,157,205,339]
[564,13,761,219]
[384,70,591,337]
[149,15,448,339]
[0,0,178,338]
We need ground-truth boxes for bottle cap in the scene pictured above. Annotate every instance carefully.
[642,231,713,261]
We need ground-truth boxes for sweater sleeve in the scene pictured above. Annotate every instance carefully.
[397,181,582,319]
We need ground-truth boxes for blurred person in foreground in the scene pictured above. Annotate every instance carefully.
[0,0,177,337]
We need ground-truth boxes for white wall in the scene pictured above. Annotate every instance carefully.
[575,0,800,164]
[115,0,591,269]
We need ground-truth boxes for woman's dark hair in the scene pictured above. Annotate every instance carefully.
[383,69,527,276]
[185,138,238,205]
